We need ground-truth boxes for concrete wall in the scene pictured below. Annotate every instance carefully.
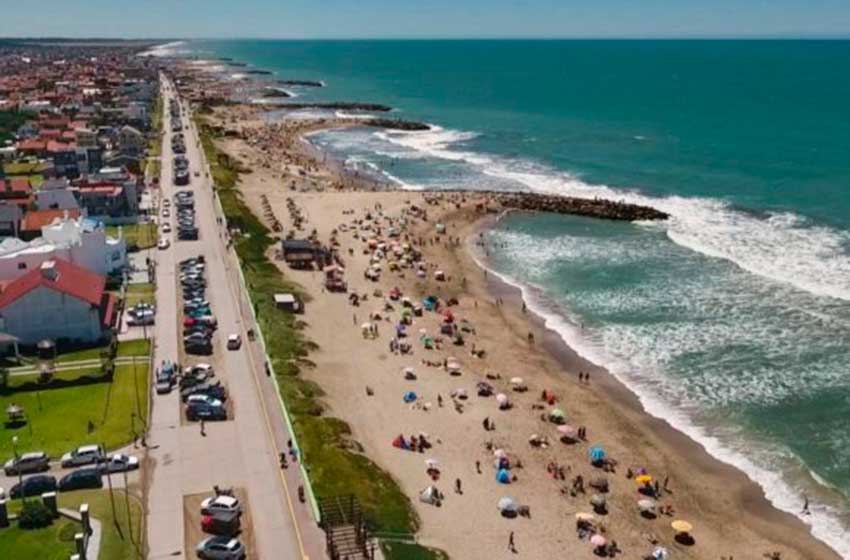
[0,286,103,344]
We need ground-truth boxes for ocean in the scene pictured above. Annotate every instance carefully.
[172,39,850,555]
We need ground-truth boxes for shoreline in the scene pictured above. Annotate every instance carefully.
[176,59,845,558]
[463,212,845,559]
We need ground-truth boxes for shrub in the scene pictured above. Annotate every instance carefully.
[18,501,55,529]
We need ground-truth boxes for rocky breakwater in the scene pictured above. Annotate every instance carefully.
[277,79,324,87]
[492,192,669,221]
[263,101,394,112]
[363,118,430,131]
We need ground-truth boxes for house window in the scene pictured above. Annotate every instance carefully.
[17,262,27,270]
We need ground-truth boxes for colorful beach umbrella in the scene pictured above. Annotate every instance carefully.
[638,498,657,512]
[589,446,606,462]
[635,474,653,484]
[497,497,517,513]
[590,534,607,547]
[557,424,577,437]
[671,520,693,533]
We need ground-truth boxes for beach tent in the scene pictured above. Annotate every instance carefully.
[590,494,607,508]
[589,446,606,463]
[635,474,652,484]
[638,498,657,514]
[419,486,440,505]
[423,296,439,311]
[496,393,510,409]
[590,534,607,548]
[497,497,517,514]
[403,391,418,403]
[652,547,669,560]
[557,425,577,438]
[441,309,455,323]
[496,469,511,484]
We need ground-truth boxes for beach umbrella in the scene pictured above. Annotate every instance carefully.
[638,498,657,512]
[635,474,653,484]
[497,497,517,513]
[403,391,417,403]
[493,449,507,459]
[509,377,524,385]
[671,520,693,533]
[590,494,606,507]
[589,446,606,462]
[557,425,577,437]
[404,367,415,377]
[495,393,509,405]
[425,458,440,469]
[496,469,511,484]
[575,512,595,521]
[652,547,669,560]
[590,534,607,547]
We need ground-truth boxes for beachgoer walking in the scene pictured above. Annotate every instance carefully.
[802,494,810,515]
[455,478,462,494]
[508,531,516,553]
[476,460,481,474]
[200,419,206,437]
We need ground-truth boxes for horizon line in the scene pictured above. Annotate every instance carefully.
[2,35,850,42]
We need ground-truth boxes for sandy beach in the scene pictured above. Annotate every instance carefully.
[196,99,842,560]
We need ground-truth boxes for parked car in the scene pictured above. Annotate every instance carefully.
[99,454,140,474]
[201,509,241,537]
[4,451,49,476]
[158,238,170,250]
[59,468,102,491]
[186,402,226,421]
[226,334,241,350]
[162,223,172,233]
[10,475,56,498]
[185,316,217,328]
[200,495,242,516]
[181,382,227,403]
[156,361,178,394]
[61,444,105,468]
[195,536,246,560]
[185,340,213,356]
[186,394,223,408]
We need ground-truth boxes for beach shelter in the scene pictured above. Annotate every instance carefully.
[423,296,439,311]
[493,448,507,459]
[497,497,517,514]
[575,512,595,522]
[635,474,653,484]
[589,446,606,463]
[671,520,693,534]
[403,391,418,403]
[652,547,669,560]
[590,494,607,508]
[638,498,657,514]
[549,408,566,424]
[419,485,440,505]
[496,393,510,409]
[425,458,440,470]
[403,367,416,380]
[557,425,577,438]
[496,469,511,484]
[509,377,524,386]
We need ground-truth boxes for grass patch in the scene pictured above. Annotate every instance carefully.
[117,339,151,358]
[0,110,31,144]
[0,517,80,560]
[381,541,450,560]
[106,222,157,251]
[60,489,144,560]
[3,160,45,176]
[197,119,419,536]
[125,283,155,307]
[0,363,149,460]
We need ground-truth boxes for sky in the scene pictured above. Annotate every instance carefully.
[1,0,849,39]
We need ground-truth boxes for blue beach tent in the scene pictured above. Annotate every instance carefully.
[496,469,511,484]
[403,391,418,403]
[589,446,606,463]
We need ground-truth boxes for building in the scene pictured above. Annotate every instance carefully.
[118,125,145,155]
[0,215,126,280]
[0,259,115,344]
[36,178,81,211]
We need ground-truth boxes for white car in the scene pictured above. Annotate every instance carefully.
[187,394,223,408]
[226,334,241,350]
[100,453,140,473]
[162,208,170,218]
[61,444,105,468]
[162,222,172,233]
[158,238,170,250]
[200,494,241,516]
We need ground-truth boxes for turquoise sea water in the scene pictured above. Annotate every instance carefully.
[174,40,850,554]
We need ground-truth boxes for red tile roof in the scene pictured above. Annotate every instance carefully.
[20,208,81,232]
[0,259,106,310]
[5,177,31,194]
[17,139,46,152]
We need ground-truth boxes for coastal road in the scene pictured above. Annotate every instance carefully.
[145,77,322,560]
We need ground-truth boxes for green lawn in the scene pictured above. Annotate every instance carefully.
[117,339,151,358]
[381,541,449,560]
[106,223,157,251]
[125,283,155,307]
[0,516,80,560]
[0,363,149,460]
[2,160,45,176]
[60,490,144,560]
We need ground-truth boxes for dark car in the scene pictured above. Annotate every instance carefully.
[185,340,213,356]
[180,256,205,266]
[10,475,57,498]
[59,468,102,492]
[179,229,199,241]
[186,402,227,422]
[181,382,227,403]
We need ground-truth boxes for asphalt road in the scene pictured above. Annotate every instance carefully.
[145,77,319,560]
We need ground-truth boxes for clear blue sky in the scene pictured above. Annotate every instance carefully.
[1,0,849,39]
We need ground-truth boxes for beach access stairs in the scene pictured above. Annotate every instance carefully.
[318,495,378,560]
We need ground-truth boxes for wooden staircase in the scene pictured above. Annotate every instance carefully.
[318,495,376,560]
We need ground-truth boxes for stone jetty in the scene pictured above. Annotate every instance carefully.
[363,118,430,131]
[263,101,394,112]
[491,192,669,221]
[277,79,324,87]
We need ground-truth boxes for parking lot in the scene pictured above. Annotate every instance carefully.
[183,488,256,560]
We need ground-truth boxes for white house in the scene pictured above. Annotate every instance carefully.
[0,259,115,344]
[0,215,126,281]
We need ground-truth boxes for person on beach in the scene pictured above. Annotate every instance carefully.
[508,531,516,553]
[802,494,810,515]
[476,460,481,474]
[455,478,462,494]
